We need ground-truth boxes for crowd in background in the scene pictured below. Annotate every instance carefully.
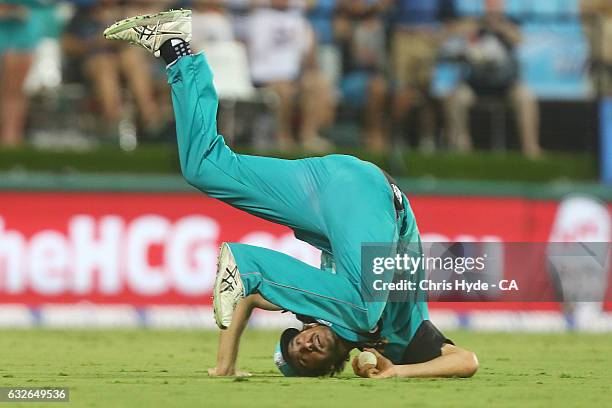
[1,0,611,157]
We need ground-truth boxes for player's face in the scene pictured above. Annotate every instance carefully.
[287,325,337,374]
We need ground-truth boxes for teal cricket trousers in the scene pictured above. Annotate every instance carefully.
[167,54,421,342]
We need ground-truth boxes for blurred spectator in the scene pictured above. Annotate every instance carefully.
[245,0,334,151]
[63,0,164,140]
[0,1,47,147]
[125,0,174,15]
[582,0,612,96]
[305,0,340,85]
[391,0,457,152]
[190,0,253,142]
[191,0,235,49]
[443,0,541,158]
[336,0,390,152]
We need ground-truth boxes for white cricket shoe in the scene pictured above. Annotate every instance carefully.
[213,243,245,329]
[103,9,192,57]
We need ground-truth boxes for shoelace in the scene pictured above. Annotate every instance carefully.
[133,21,161,41]
[220,266,238,293]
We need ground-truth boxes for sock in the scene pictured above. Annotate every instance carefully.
[160,38,192,66]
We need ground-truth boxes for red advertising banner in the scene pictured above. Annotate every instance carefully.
[1,192,611,309]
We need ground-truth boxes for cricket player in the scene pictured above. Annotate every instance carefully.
[104,10,478,379]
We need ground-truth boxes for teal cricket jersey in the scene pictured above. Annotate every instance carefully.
[166,53,428,360]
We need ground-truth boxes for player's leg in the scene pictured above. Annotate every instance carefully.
[319,165,411,330]
[215,242,374,341]
[167,52,337,234]
[215,166,416,338]
[322,165,429,335]
[105,10,328,237]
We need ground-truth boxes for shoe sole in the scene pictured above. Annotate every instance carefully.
[103,9,191,38]
[213,243,240,330]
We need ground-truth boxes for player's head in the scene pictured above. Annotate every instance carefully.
[274,324,352,377]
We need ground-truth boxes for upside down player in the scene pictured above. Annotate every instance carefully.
[104,10,478,379]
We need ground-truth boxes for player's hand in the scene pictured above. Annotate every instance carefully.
[207,367,252,377]
[352,348,397,379]
[351,356,377,378]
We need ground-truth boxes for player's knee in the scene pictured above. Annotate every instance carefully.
[461,350,479,378]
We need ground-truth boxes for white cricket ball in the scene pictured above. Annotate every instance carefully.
[357,351,378,369]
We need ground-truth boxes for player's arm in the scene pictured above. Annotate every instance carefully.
[352,345,479,379]
[208,294,281,377]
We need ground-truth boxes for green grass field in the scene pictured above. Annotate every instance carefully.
[1,330,610,407]
[0,146,597,182]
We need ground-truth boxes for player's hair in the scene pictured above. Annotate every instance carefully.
[327,347,351,377]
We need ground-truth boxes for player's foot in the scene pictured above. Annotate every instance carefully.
[213,243,245,329]
[103,9,192,57]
